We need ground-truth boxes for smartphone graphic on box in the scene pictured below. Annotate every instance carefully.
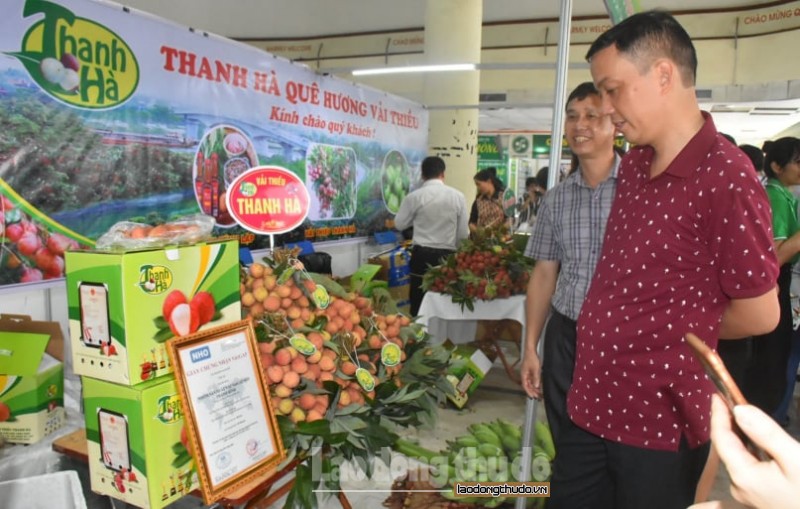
[79,282,110,348]
[685,333,769,460]
[98,408,131,472]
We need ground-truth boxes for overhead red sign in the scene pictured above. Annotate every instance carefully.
[226,166,310,235]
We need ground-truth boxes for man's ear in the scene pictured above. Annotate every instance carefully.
[654,59,673,90]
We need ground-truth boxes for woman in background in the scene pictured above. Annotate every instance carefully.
[515,167,548,233]
[747,137,800,418]
[469,167,508,233]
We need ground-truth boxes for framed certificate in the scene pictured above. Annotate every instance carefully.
[167,319,285,504]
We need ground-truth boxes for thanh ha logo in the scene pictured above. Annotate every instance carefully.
[139,265,173,294]
[156,394,182,424]
[5,0,139,109]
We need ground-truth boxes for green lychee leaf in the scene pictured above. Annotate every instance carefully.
[153,326,175,343]
[153,316,168,329]
[171,449,192,469]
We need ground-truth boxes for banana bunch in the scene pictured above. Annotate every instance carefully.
[438,418,556,508]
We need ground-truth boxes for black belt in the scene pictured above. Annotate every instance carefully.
[412,245,453,255]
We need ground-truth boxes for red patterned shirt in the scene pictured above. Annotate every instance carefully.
[570,113,778,451]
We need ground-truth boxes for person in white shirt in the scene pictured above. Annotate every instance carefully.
[394,156,469,316]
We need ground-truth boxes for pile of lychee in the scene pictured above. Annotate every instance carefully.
[241,261,416,425]
[2,195,80,282]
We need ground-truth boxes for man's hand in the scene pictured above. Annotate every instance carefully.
[520,350,542,399]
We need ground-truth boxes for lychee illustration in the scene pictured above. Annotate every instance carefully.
[162,290,187,320]
[168,303,199,337]
[190,291,216,325]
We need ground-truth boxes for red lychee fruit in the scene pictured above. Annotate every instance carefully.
[162,290,187,320]
[16,232,41,256]
[180,425,192,456]
[5,223,23,242]
[33,247,57,272]
[168,303,199,337]
[0,402,11,422]
[190,291,215,325]
[46,233,74,256]
[20,267,43,283]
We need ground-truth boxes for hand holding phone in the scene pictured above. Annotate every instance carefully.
[685,333,769,460]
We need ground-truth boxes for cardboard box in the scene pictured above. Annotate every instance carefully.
[0,314,66,444]
[368,247,410,314]
[82,375,198,509]
[65,238,241,385]
[444,340,493,408]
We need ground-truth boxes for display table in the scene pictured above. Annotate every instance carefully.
[418,293,526,380]
[417,293,526,345]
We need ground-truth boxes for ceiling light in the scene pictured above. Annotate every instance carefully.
[352,63,476,76]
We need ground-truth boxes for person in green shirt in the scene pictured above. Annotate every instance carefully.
[747,136,800,417]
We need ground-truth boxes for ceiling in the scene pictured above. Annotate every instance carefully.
[118,0,800,145]
[119,0,772,39]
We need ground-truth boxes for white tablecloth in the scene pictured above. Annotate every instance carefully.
[417,292,527,345]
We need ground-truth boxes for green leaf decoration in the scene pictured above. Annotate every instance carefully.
[153,316,168,329]
[153,326,175,343]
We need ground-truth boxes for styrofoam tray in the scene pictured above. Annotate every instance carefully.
[0,470,87,509]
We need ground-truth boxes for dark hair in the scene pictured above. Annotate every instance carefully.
[762,137,800,180]
[721,133,737,145]
[586,10,697,87]
[738,144,764,173]
[525,176,538,188]
[421,156,445,180]
[567,82,600,106]
[474,167,505,198]
[534,167,549,189]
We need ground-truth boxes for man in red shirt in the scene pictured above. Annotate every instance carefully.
[550,11,781,509]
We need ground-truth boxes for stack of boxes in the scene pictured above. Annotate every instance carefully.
[65,238,241,509]
[0,314,67,444]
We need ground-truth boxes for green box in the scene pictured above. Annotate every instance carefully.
[0,315,66,444]
[65,238,241,385]
[83,375,198,509]
[444,341,493,408]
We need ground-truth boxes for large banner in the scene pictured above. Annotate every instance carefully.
[0,0,428,287]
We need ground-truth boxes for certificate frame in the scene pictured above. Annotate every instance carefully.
[167,319,285,504]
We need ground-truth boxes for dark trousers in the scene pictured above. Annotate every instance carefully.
[409,245,453,317]
[542,309,577,447]
[550,424,710,509]
[746,264,792,414]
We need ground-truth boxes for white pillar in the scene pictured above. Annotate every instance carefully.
[423,0,482,202]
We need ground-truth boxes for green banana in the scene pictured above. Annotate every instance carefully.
[473,429,503,449]
[531,451,552,482]
[501,432,522,456]
[534,420,556,460]
[468,422,496,437]
[456,434,481,448]
[478,443,503,458]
